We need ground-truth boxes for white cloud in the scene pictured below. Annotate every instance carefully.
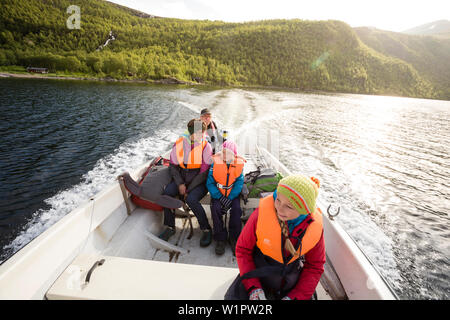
[108,0,196,19]
[158,1,196,19]
[108,0,450,32]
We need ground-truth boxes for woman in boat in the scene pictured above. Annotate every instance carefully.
[200,108,222,154]
[206,141,245,256]
[158,119,214,247]
[225,174,325,300]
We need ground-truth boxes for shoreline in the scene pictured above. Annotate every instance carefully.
[1,71,447,101]
[0,71,342,95]
[0,71,197,85]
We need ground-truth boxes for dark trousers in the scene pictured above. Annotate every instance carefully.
[163,181,211,230]
[210,197,242,242]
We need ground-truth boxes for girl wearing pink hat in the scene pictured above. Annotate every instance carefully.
[206,141,246,256]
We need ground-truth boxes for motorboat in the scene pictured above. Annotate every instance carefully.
[0,137,397,300]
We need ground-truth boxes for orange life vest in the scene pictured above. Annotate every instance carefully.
[255,195,323,265]
[175,136,207,169]
[212,154,245,197]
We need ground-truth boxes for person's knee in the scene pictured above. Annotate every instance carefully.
[163,183,177,196]
[231,198,242,210]
[232,197,240,205]
[211,198,221,209]
[185,194,199,207]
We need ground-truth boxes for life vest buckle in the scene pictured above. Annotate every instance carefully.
[216,182,234,190]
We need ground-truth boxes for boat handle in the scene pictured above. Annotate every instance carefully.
[85,259,105,283]
[327,205,340,220]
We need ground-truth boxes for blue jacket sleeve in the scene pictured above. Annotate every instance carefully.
[228,172,244,200]
[206,163,223,199]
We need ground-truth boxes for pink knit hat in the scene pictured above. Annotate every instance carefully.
[222,141,237,155]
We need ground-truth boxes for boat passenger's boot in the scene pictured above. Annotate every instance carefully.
[158,226,175,242]
[200,229,212,247]
[215,240,226,256]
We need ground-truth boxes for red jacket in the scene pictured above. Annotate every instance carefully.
[235,207,326,300]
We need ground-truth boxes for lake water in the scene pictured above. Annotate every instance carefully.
[0,77,449,299]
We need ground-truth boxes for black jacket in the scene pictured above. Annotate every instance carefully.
[168,163,209,192]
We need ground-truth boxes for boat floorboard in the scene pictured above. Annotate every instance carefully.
[151,209,239,268]
[101,204,330,299]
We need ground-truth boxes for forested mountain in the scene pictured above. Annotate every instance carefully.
[355,27,450,100]
[1,0,449,100]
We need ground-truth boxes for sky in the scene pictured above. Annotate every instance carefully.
[108,0,449,32]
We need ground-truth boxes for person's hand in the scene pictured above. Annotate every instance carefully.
[178,184,186,196]
[249,288,267,300]
[219,196,232,211]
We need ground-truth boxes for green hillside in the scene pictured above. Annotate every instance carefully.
[355,27,450,100]
[0,0,448,100]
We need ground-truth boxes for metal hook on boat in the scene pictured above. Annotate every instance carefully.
[327,205,340,220]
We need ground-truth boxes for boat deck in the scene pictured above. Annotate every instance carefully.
[45,148,331,300]
[3,143,393,300]
[94,151,331,300]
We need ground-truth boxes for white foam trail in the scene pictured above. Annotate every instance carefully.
[281,99,303,107]
[278,126,403,288]
[327,200,402,286]
[1,129,178,262]
[177,101,201,114]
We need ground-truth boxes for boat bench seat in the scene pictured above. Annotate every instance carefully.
[199,194,259,210]
[46,254,239,300]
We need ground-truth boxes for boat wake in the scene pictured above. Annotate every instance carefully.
[208,91,403,292]
[0,129,178,264]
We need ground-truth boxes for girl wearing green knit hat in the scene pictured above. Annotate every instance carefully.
[226,174,325,300]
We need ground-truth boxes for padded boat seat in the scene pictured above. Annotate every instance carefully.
[46,254,239,300]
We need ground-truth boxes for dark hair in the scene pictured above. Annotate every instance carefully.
[187,118,207,135]
[200,108,211,116]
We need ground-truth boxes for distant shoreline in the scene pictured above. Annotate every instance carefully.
[0,72,199,86]
[1,71,447,101]
[0,71,334,95]
[0,71,139,83]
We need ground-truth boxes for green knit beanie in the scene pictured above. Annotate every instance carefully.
[276,174,320,215]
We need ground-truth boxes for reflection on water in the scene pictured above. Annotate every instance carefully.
[0,78,449,299]
[209,90,450,300]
